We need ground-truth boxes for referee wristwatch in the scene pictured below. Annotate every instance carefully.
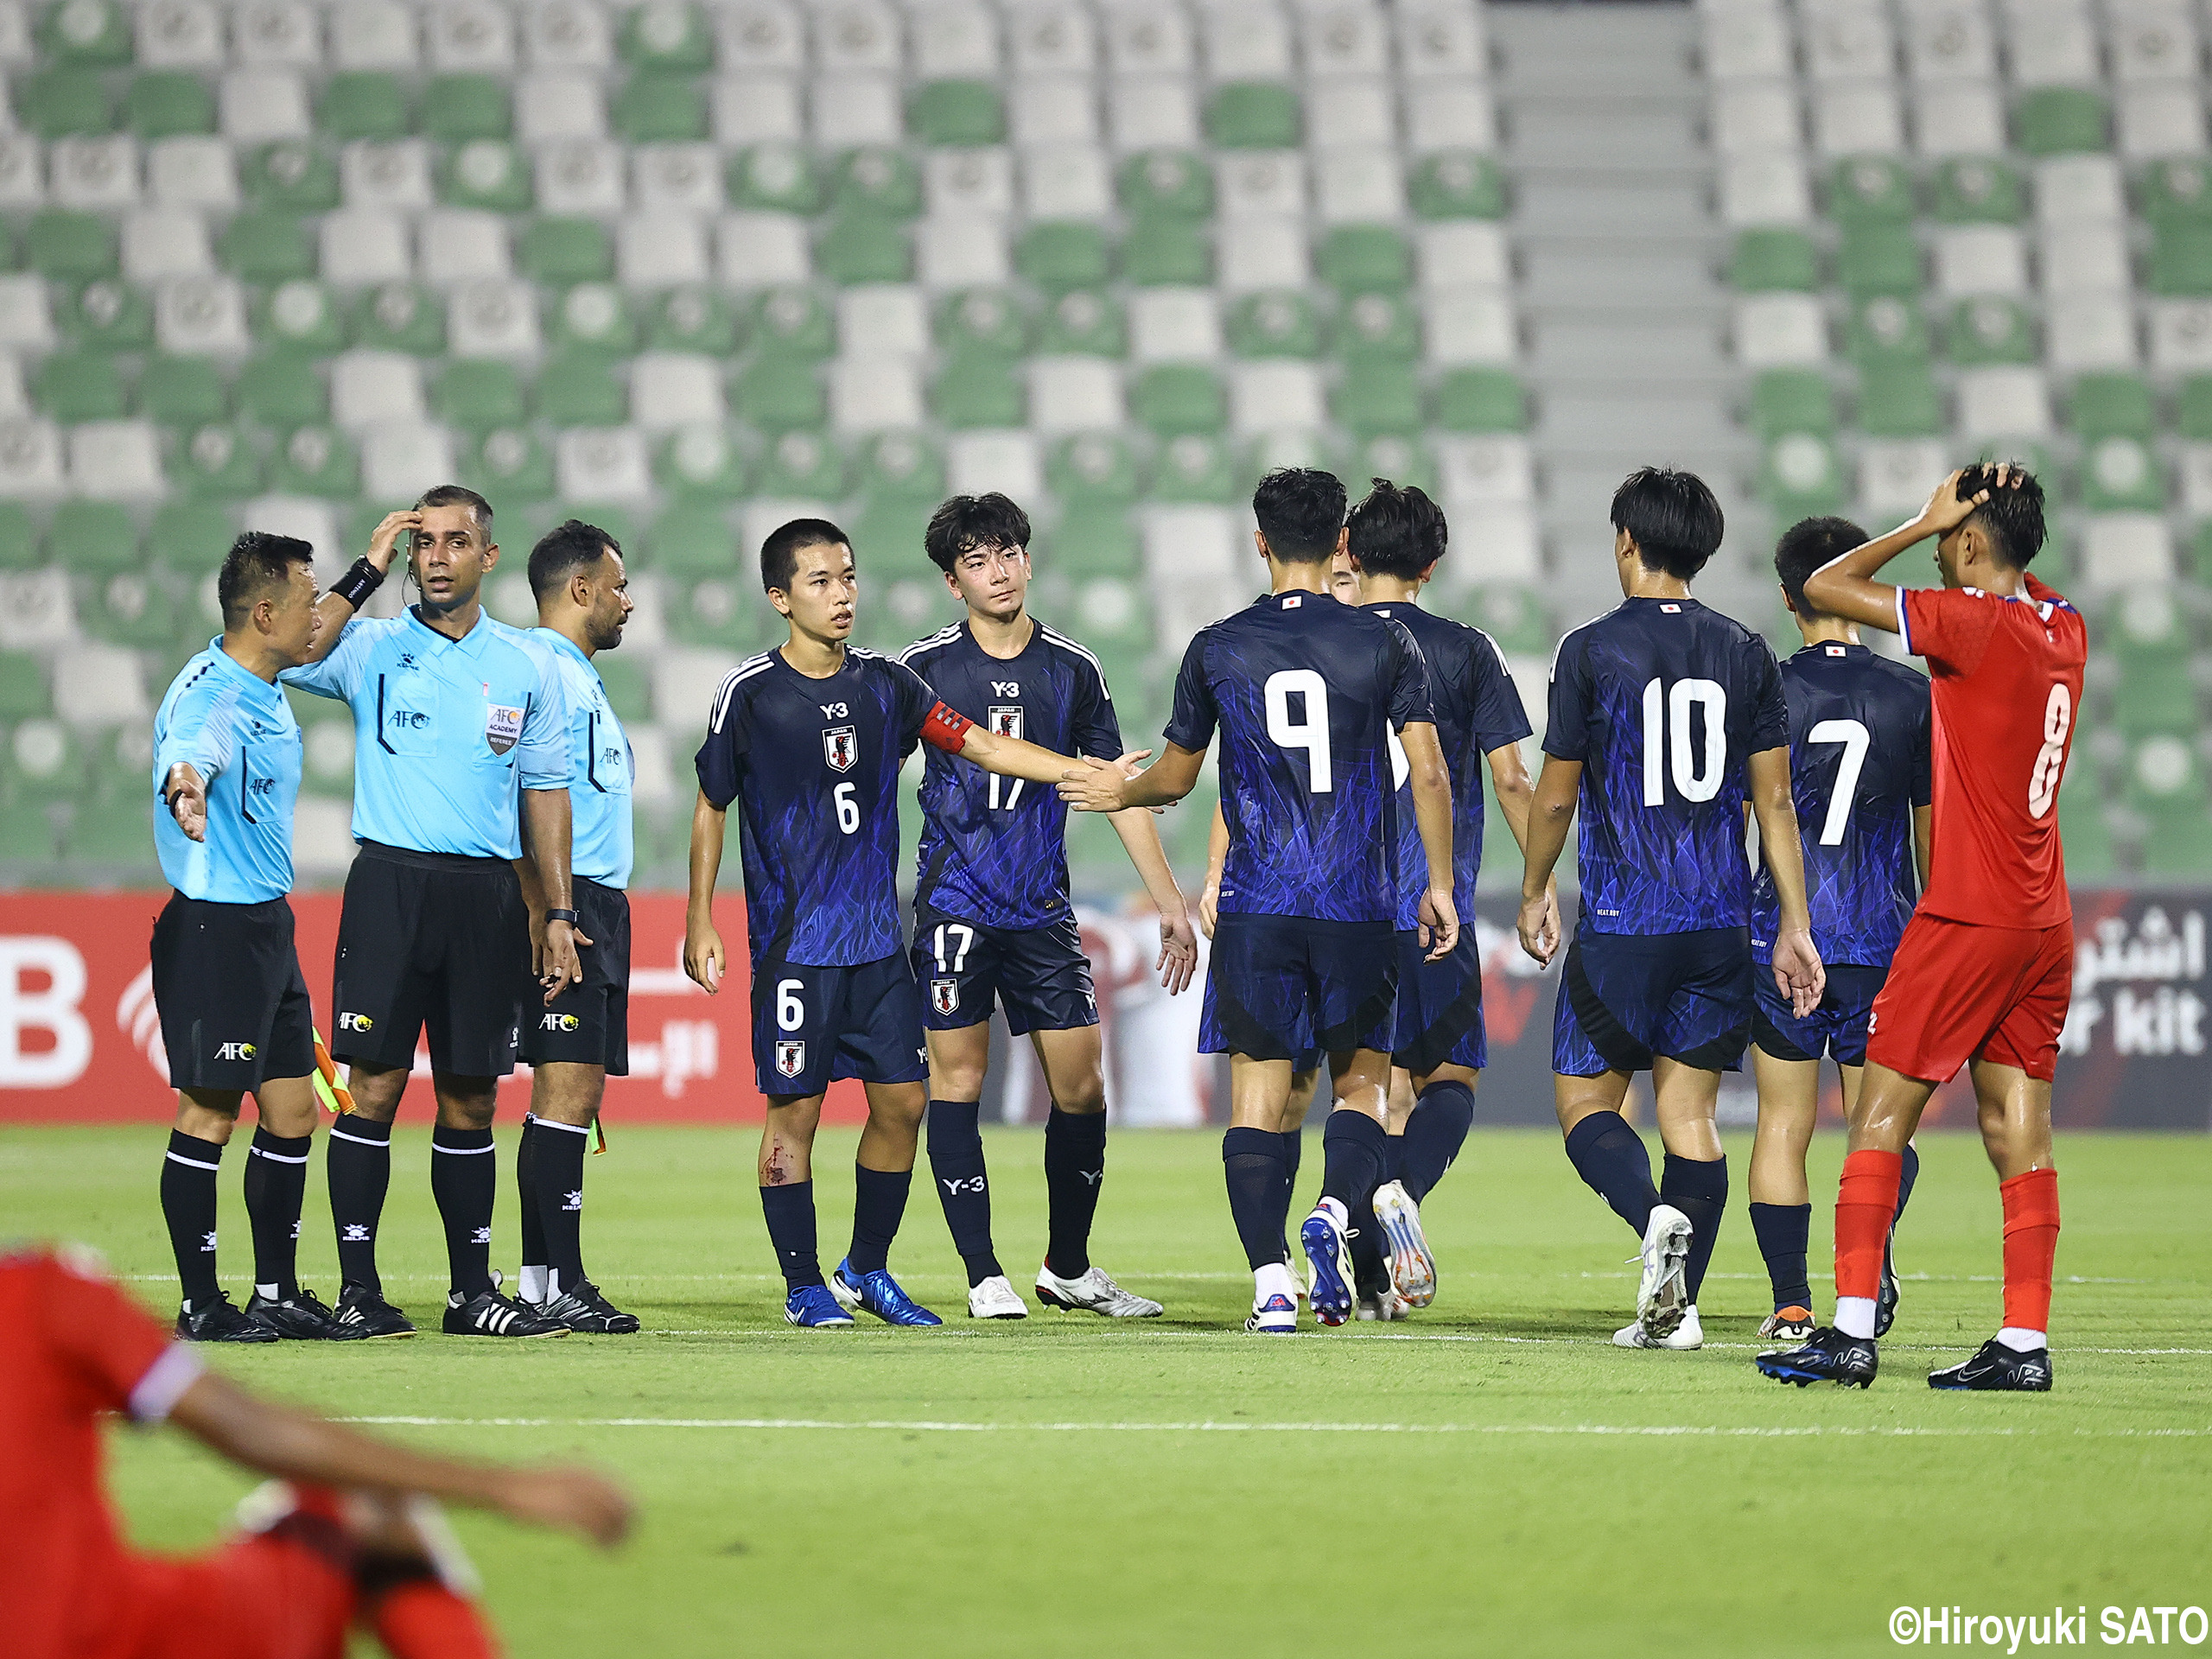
[544,908,579,925]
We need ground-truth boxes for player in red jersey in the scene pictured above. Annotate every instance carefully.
[1755,464,2082,1393]
[2,1243,632,1659]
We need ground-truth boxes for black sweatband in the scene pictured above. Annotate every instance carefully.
[331,557,385,608]
[545,908,579,925]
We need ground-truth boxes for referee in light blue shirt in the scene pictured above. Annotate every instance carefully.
[280,484,579,1341]
[511,520,639,1334]
[150,531,388,1346]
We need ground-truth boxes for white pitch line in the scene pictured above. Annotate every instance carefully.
[625,1329,2212,1356]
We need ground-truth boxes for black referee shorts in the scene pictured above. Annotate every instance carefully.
[150,894,315,1092]
[330,842,530,1078]
[517,876,630,1075]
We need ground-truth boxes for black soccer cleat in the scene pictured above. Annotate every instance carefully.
[177,1291,280,1344]
[534,1279,640,1334]
[1928,1338,2051,1392]
[1755,1326,1878,1389]
[246,1287,369,1341]
[1875,1230,1902,1338]
[444,1274,569,1338]
[333,1281,417,1339]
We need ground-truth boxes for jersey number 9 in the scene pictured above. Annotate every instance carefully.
[1265,670,1332,793]
[1640,677,1728,805]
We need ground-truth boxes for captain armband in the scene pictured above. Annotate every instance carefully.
[919,702,976,753]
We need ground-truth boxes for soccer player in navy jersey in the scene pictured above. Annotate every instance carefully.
[1747,519,1933,1343]
[1516,467,1826,1350]
[683,519,1127,1329]
[899,493,1197,1321]
[1059,468,1459,1333]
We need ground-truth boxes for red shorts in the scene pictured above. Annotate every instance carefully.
[90,1533,355,1659]
[1866,912,2073,1084]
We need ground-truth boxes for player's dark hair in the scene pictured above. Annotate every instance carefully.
[217,531,315,628]
[760,517,850,594]
[1252,467,1347,563]
[414,482,493,532]
[1774,516,1869,619]
[528,518,622,602]
[1611,466,1724,580]
[924,493,1032,573]
[1957,462,2046,569]
[1346,478,1447,581]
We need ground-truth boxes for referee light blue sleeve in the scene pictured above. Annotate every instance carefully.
[276,615,373,701]
[515,650,572,791]
[153,670,239,781]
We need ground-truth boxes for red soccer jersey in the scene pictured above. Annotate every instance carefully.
[0,1246,205,1659]
[1897,574,2087,929]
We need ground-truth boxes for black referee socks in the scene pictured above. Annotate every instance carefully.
[327,1114,392,1292]
[243,1127,310,1301]
[429,1125,497,1297]
[925,1100,1001,1287]
[1043,1108,1107,1281]
[531,1118,591,1299]
[161,1130,223,1308]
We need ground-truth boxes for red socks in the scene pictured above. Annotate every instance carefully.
[1999,1166,2061,1334]
[370,1580,500,1659]
[1834,1148,1904,1303]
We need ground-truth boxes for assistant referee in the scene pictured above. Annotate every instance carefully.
[282,484,580,1340]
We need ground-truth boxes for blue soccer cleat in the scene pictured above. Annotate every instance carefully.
[785,1285,855,1328]
[1244,1292,1298,1334]
[831,1258,943,1326]
[1300,1198,1355,1327]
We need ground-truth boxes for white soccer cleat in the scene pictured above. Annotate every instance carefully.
[1634,1204,1693,1340]
[1034,1263,1164,1318]
[1356,1287,1410,1321]
[966,1275,1028,1319]
[1370,1179,1437,1307]
[1615,1305,1703,1351]
[1245,1292,1298,1334]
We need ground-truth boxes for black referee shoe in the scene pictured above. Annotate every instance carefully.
[177,1292,280,1344]
[535,1280,641,1335]
[1929,1338,2052,1391]
[246,1287,369,1342]
[1755,1326,1879,1389]
[444,1273,569,1338]
[333,1281,417,1339]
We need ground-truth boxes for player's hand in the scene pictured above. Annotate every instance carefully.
[1916,469,1991,537]
[684,919,725,994]
[538,919,585,1002]
[1056,755,1128,814]
[1197,879,1219,940]
[1517,891,1559,967]
[490,1465,635,1549]
[1530,880,1562,964]
[164,762,207,843]
[1772,927,1826,1020]
[1418,886,1459,962]
[1155,906,1198,995]
[1109,747,1152,779]
[364,509,422,575]
[527,908,592,981]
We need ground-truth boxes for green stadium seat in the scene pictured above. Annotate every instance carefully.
[2140,158,2212,228]
[19,69,112,137]
[1829,157,1915,224]
[815,214,911,283]
[850,433,943,507]
[613,72,708,143]
[563,505,640,561]
[595,654,652,721]
[1434,368,1529,433]
[1761,432,1846,518]
[1049,435,1142,507]
[1751,370,1836,437]
[218,211,315,282]
[67,279,153,350]
[933,353,1025,429]
[49,502,139,576]
[0,506,36,573]
[1319,227,1412,295]
[84,571,177,650]
[126,71,215,138]
[460,428,556,503]
[65,802,159,870]
[656,426,748,500]
[654,505,741,577]
[1150,434,1238,504]
[1408,152,1506,219]
[2015,88,2109,157]
[1068,575,1157,654]
[320,73,412,142]
[255,282,346,353]
[833,146,922,219]
[139,357,226,425]
[268,426,359,498]
[1859,364,1944,436]
[2057,777,2117,879]
[1837,226,1923,298]
[849,495,932,565]
[244,142,340,211]
[752,287,833,359]
[551,283,638,354]
[1934,157,2024,223]
[908,81,1005,146]
[0,800,59,863]
[2180,376,2212,442]
[354,283,447,355]
[1018,223,1114,291]
[2072,373,2157,440]
[32,351,128,423]
[736,359,827,432]
[1243,430,1345,493]
[1731,229,1818,292]
[422,76,512,144]
[1121,220,1209,286]
[1037,289,1125,355]
[442,140,532,211]
[38,1,131,64]
[1207,83,1300,149]
[2137,808,2212,877]
[236,356,326,427]
[1333,361,1422,437]
[1847,295,1929,368]
[731,143,821,213]
[0,647,47,719]
[87,726,159,808]
[1471,587,1554,655]
[1947,297,2036,365]
[519,219,614,283]
[2149,225,2212,296]
[1337,293,1418,363]
[25,211,118,280]
[1044,510,1142,576]
[650,287,739,354]
[760,430,849,499]
[668,572,765,650]
[621,2,715,68]
[3,720,81,804]
[1120,151,1214,219]
[938,289,1029,358]
[175,424,261,499]
[1134,365,1226,437]
[536,351,627,426]
[147,502,236,573]
[1230,291,1321,358]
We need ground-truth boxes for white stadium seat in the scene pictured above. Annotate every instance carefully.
[445,280,541,358]
[1424,285,1516,364]
[2150,299,2212,372]
[1397,0,1488,79]
[1405,82,1496,150]
[1006,1,1096,73]
[810,73,903,143]
[1900,0,1996,80]
[2082,515,2174,588]
[1912,81,2004,156]
[332,0,419,71]
[713,76,804,145]
[1435,434,1535,505]
[320,209,413,287]
[1300,2,1392,77]
[926,148,1015,216]
[1956,365,2052,440]
[517,71,607,143]
[220,68,310,141]
[537,139,628,215]
[1733,293,1828,366]
[714,1,804,69]
[1218,219,1308,289]
[1309,79,1396,149]
[67,423,162,499]
[2036,156,2126,225]
[2039,224,2131,296]
[1713,83,1802,155]
[632,145,725,215]
[341,141,434,213]
[0,275,48,350]
[149,137,238,209]
[1419,222,1509,287]
[523,1,613,69]
[1936,226,2028,296]
[427,0,517,73]
[947,430,1044,499]
[630,355,726,430]
[830,358,925,433]
[1229,361,1325,432]
[1103,1,1195,74]
[2117,85,2209,159]
[916,213,1010,286]
[331,353,425,429]
[52,642,146,727]
[1813,82,1904,156]
[418,210,512,283]
[1860,439,1952,516]
[1316,148,1405,222]
[137,1,224,70]
[154,275,246,353]
[837,286,930,356]
[126,207,213,282]
[1217,152,1307,219]
[1011,75,1101,144]
[2002,0,2098,86]
[2045,294,2139,370]
[1024,144,1113,218]
[50,137,138,212]
[0,136,42,210]
[2108,3,2201,83]
[1201,1,1294,79]
[912,0,1000,77]
[1108,78,1201,149]
[1701,5,1791,81]
[1029,358,1125,433]
[556,427,653,501]
[716,213,811,285]
[0,421,63,499]
[618,212,710,288]
[1130,289,1223,362]
[1802,1,1896,80]
[1719,153,1811,226]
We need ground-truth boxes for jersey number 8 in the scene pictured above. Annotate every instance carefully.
[1640,677,1728,805]
[2027,683,2070,821]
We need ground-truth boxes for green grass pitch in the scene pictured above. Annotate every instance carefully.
[4,1124,2209,1657]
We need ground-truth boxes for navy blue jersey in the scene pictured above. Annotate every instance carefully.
[1750,642,1931,967]
[695,645,936,969]
[1545,598,1789,937]
[899,618,1122,930]
[1166,590,1432,924]
[1363,601,1532,931]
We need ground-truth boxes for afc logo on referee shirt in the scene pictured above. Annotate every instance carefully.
[988,707,1022,741]
[774,1039,806,1077]
[823,727,857,772]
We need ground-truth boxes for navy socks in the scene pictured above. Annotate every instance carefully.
[1561,1110,1659,1236]
[1224,1127,1287,1272]
[925,1100,1000,1287]
[1751,1200,1813,1312]
[1397,1080,1475,1202]
[761,1180,821,1291]
[848,1165,912,1277]
[1044,1108,1107,1280]
[1661,1153,1728,1305]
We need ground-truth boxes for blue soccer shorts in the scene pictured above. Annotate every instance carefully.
[910,906,1099,1036]
[1552,925,1754,1078]
[1391,929,1487,1075]
[1201,913,1398,1061]
[750,951,930,1097]
[1751,959,1889,1067]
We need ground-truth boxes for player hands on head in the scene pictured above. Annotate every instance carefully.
[1517,466,1825,1352]
[1058,467,1459,1333]
[683,519,1130,1331]
[1756,463,2082,1394]
[3,1243,631,1659]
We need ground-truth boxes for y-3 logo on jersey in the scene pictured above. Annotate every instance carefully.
[988,707,1022,741]
[823,726,857,772]
[991,681,1019,696]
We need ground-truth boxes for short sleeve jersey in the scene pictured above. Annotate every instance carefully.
[150,640,302,903]
[696,645,938,967]
[1362,601,1532,931]
[1166,590,1433,924]
[519,629,633,890]
[279,608,570,859]
[0,1245,205,1659]
[1897,575,2086,929]
[1750,643,1932,966]
[1545,598,1789,937]
[899,619,1121,931]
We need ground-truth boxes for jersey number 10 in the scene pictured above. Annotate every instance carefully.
[1640,677,1728,805]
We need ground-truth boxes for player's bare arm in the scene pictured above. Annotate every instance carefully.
[295,509,416,664]
[1058,741,1206,813]
[520,786,582,998]
[952,715,1135,788]
[1107,804,1199,995]
[683,788,728,993]
[1748,745,1826,1018]
[1518,755,1581,965]
[162,760,208,843]
[1401,720,1459,960]
[1198,800,1230,938]
[1802,467,2012,629]
[1488,739,1560,958]
[514,831,594,982]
